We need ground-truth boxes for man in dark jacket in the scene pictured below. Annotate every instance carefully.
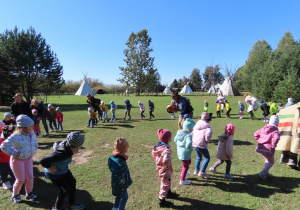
[11,93,33,119]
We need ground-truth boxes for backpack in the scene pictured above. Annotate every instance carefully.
[181,96,194,114]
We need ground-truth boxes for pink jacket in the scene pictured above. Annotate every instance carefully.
[152,142,173,178]
[56,112,63,123]
[192,120,213,149]
[216,134,234,160]
[254,125,280,155]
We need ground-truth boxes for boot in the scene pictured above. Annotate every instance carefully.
[159,199,172,208]
[287,153,298,168]
[166,190,179,199]
[279,152,289,164]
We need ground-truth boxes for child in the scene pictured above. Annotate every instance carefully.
[48,104,58,132]
[110,101,117,122]
[260,100,270,123]
[204,100,208,112]
[254,115,280,180]
[32,109,43,137]
[0,125,15,190]
[277,103,284,112]
[3,113,16,125]
[0,114,38,203]
[40,132,85,210]
[148,100,155,119]
[174,118,195,185]
[123,99,132,120]
[220,99,225,114]
[56,107,64,131]
[216,100,221,118]
[108,137,132,210]
[87,107,97,128]
[209,123,235,179]
[100,101,109,123]
[238,101,245,119]
[152,129,178,207]
[170,100,176,118]
[225,100,231,118]
[269,100,278,115]
[192,112,213,179]
[138,101,145,119]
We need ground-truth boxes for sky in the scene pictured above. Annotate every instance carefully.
[1,1,300,86]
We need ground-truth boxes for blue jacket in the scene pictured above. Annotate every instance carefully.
[239,103,245,111]
[125,100,132,111]
[174,130,193,160]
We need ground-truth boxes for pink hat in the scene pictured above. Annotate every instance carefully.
[157,129,172,143]
[225,123,235,135]
[32,109,38,114]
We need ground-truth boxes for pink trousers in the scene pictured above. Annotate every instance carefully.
[239,111,244,117]
[10,156,34,195]
[33,124,41,135]
[261,153,274,175]
[181,159,191,181]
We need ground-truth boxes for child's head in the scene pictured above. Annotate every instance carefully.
[147,99,151,104]
[32,109,38,116]
[238,101,241,105]
[278,103,283,108]
[260,100,264,105]
[225,123,235,135]
[16,114,34,133]
[204,100,207,103]
[183,118,195,132]
[201,112,211,122]
[138,101,141,105]
[124,99,128,104]
[66,131,85,154]
[88,107,93,113]
[1,125,16,139]
[56,107,60,112]
[269,115,279,127]
[225,100,228,103]
[157,129,172,143]
[0,121,5,133]
[288,98,294,104]
[31,99,39,106]
[4,113,11,121]
[101,101,105,105]
[215,99,219,104]
[110,101,114,105]
[48,104,53,109]
[113,137,129,155]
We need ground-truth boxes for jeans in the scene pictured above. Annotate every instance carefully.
[263,115,268,121]
[88,119,95,127]
[114,189,128,210]
[102,112,109,121]
[57,122,63,130]
[41,116,49,134]
[49,119,57,131]
[194,148,210,172]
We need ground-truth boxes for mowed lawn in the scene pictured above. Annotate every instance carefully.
[0,94,299,210]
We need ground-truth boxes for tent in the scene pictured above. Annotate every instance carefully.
[207,85,217,94]
[75,77,95,96]
[163,87,172,94]
[218,76,239,96]
[180,83,193,94]
[214,83,221,91]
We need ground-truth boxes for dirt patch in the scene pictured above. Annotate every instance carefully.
[141,144,153,148]
[72,149,94,165]
[102,142,110,148]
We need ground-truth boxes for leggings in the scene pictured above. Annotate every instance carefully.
[124,110,131,119]
[181,159,191,181]
[211,159,232,174]
[261,154,274,175]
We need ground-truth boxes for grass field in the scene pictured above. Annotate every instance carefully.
[0,94,299,210]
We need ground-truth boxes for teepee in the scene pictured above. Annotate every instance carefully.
[218,76,239,96]
[163,86,172,94]
[75,77,95,96]
[207,85,217,94]
[180,83,193,94]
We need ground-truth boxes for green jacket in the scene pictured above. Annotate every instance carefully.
[270,103,278,114]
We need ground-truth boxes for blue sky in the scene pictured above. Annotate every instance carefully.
[1,1,300,86]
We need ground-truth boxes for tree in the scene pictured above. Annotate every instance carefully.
[189,68,202,91]
[170,79,179,89]
[118,29,160,95]
[0,26,63,102]
[202,65,224,89]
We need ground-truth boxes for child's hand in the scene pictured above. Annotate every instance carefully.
[48,166,58,174]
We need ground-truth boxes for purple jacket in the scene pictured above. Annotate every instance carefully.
[254,125,280,155]
[192,120,213,149]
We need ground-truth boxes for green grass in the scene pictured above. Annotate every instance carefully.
[0,94,299,210]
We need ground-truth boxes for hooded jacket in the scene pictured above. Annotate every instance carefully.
[254,125,280,155]
[260,103,270,116]
[216,134,234,160]
[125,100,132,111]
[174,130,193,160]
[192,120,213,149]
[152,142,172,178]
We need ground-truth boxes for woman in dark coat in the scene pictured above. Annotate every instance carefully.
[11,93,32,119]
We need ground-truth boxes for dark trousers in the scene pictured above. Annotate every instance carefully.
[212,159,232,174]
[149,111,155,119]
[216,111,221,117]
[0,162,14,183]
[51,170,76,208]
[226,108,232,118]
[140,111,145,118]
[249,111,255,119]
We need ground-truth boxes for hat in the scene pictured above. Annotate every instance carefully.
[215,99,219,103]
[4,112,11,118]
[56,107,60,112]
[88,107,92,111]
[183,118,195,131]
[48,103,53,108]
[1,125,16,139]
[288,98,294,104]
[0,121,5,133]
[201,112,210,121]
[269,115,279,127]
[138,101,141,104]
[157,129,172,143]
[101,101,104,105]
[16,114,34,127]
[32,109,38,114]
[225,123,235,135]
[244,94,248,98]
[110,101,114,104]
[67,132,85,148]
[147,100,150,102]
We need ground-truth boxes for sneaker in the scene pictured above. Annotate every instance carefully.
[128,118,131,120]
[159,199,173,208]
[186,172,191,176]
[2,181,12,190]
[68,202,85,210]
[107,119,109,122]
[209,167,219,174]
[109,119,113,122]
[179,180,191,185]
[194,170,199,175]
[259,172,267,180]
[45,133,49,136]
[86,125,90,128]
[266,173,273,177]
[50,130,54,133]
[286,158,297,166]
[55,129,59,132]
[39,133,43,137]
[240,116,243,119]
[11,194,23,203]
[113,119,116,122]
[224,174,234,179]
[26,192,38,201]
[199,172,210,179]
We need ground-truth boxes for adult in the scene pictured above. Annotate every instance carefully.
[217,91,226,102]
[30,99,52,136]
[86,94,101,124]
[284,98,294,108]
[244,94,259,120]
[172,91,194,130]
[11,93,33,119]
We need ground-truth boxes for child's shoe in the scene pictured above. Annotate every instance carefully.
[2,181,12,190]
[186,172,191,176]
[50,130,54,133]
[159,199,173,208]
[193,170,199,175]
[39,133,43,137]
[224,174,234,179]
[111,207,119,210]
[107,119,109,122]
[179,180,191,185]
[68,202,85,210]
[166,190,179,198]
[128,118,131,120]
[25,192,38,201]
[209,167,219,174]
[86,125,90,128]
[240,116,243,119]
[199,172,210,179]
[279,153,289,164]
[259,172,267,180]
[11,194,23,203]
[266,173,273,178]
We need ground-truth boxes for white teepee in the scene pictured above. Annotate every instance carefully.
[180,83,193,94]
[163,86,172,94]
[218,76,239,96]
[207,85,217,94]
[75,77,95,96]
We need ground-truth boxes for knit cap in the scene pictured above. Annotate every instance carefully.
[113,137,129,154]
[4,112,11,118]
[157,129,172,143]
[56,107,60,112]
[183,118,195,131]
[16,114,34,127]
[48,103,53,108]
[67,132,85,148]
[269,115,279,127]
[225,123,235,135]
[110,101,114,104]
[288,98,294,104]
[32,109,38,114]
[0,121,5,133]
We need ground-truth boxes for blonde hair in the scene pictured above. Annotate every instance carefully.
[31,98,39,105]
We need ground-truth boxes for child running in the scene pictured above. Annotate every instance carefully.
[174,118,195,185]
[87,107,97,128]
[108,137,132,210]
[138,101,145,119]
[209,123,235,179]
[225,100,231,118]
[148,100,155,119]
[238,101,245,119]
[110,101,117,122]
[0,115,38,203]
[152,129,178,208]
[40,132,85,210]
[100,101,109,123]
[56,107,64,131]
[192,112,213,179]
[254,115,280,180]
[260,100,270,123]
[123,99,132,120]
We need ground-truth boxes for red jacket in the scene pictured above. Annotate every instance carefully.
[0,138,10,163]
[56,112,63,123]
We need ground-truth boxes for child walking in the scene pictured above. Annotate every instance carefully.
[56,107,64,131]
[110,101,117,122]
[204,100,208,112]
[123,99,132,120]
[174,118,195,185]
[192,112,213,179]
[40,132,85,210]
[138,101,145,119]
[152,129,178,208]
[254,115,280,180]
[100,101,109,123]
[148,100,155,119]
[0,115,38,203]
[32,109,43,137]
[48,104,58,132]
[216,100,221,118]
[260,100,270,123]
[209,123,235,179]
[238,101,245,119]
[87,107,97,128]
[108,137,132,210]
[225,100,232,118]
[3,113,16,125]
